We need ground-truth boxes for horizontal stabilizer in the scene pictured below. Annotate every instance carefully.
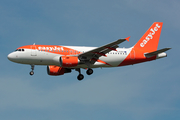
[145,48,171,58]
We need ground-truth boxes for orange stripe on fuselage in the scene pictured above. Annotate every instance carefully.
[18,45,81,55]
[18,45,111,66]
[92,58,112,66]
[119,48,156,66]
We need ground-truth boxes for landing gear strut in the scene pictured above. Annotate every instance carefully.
[76,68,84,81]
[29,65,35,76]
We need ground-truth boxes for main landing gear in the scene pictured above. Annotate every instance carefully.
[86,68,93,75]
[76,68,93,81]
[76,68,84,81]
[29,65,34,76]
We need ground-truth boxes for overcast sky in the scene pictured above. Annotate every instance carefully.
[0,0,179,120]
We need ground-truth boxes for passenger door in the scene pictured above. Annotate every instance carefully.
[31,45,37,56]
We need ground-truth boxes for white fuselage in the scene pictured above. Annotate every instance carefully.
[8,46,132,68]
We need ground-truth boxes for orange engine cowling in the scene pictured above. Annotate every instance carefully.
[60,56,79,67]
[47,65,71,76]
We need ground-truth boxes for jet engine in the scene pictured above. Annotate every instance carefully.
[60,56,79,67]
[47,65,71,76]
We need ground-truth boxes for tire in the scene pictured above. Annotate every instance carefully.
[29,71,34,76]
[86,68,93,75]
[77,74,84,81]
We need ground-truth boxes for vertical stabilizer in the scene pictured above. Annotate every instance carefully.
[133,22,163,52]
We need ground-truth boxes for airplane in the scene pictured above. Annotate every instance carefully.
[7,22,171,80]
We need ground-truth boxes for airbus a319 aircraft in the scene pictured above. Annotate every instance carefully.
[8,22,171,80]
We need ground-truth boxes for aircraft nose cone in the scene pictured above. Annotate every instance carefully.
[7,53,16,61]
[7,53,13,61]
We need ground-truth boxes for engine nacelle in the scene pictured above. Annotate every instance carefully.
[47,65,71,76]
[60,56,79,67]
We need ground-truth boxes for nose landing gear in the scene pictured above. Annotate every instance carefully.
[29,65,35,76]
[30,71,34,75]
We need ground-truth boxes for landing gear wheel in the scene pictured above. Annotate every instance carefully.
[86,68,93,75]
[77,74,84,81]
[29,71,34,76]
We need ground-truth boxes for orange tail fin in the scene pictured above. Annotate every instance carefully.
[133,22,163,52]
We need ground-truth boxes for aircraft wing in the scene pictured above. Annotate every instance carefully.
[78,37,130,61]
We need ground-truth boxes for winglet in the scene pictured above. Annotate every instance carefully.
[125,36,130,42]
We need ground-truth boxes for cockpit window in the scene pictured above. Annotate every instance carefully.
[15,49,25,52]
